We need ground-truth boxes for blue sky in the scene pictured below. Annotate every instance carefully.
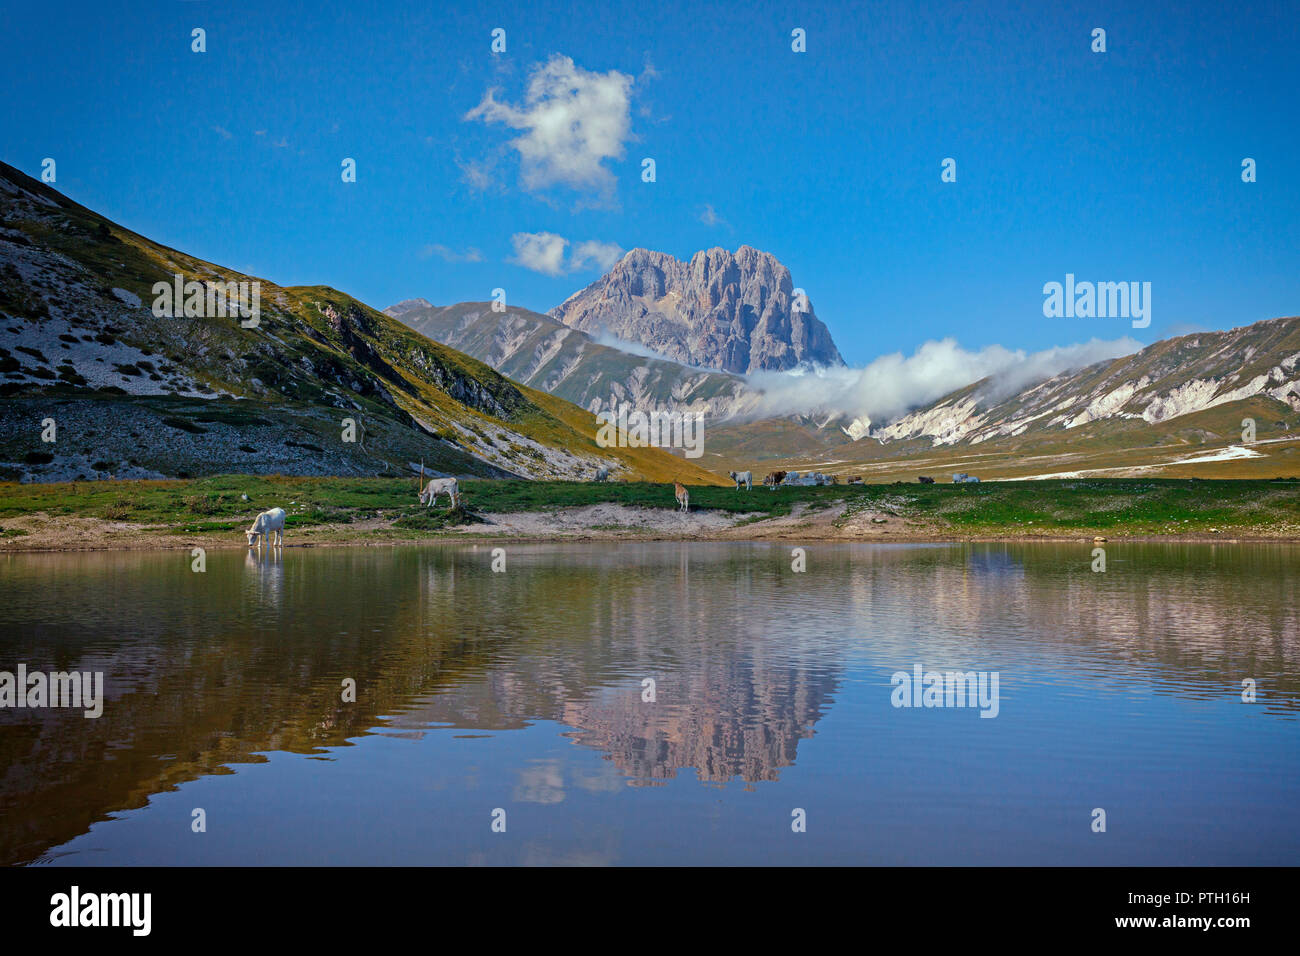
[3,0,1297,366]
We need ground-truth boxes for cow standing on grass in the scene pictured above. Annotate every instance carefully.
[245,507,286,547]
[728,470,753,490]
[417,460,460,509]
[593,466,610,482]
[674,481,689,513]
[419,477,459,508]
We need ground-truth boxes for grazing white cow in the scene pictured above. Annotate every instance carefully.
[728,470,753,491]
[245,507,286,547]
[674,481,689,513]
[419,476,460,509]
[593,466,610,482]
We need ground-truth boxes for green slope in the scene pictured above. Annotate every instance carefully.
[0,160,721,485]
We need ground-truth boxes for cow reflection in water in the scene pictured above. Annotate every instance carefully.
[244,544,285,606]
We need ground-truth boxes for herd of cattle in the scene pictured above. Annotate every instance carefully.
[726,469,978,489]
[242,466,981,546]
[729,469,843,489]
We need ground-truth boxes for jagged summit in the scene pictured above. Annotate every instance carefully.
[548,245,844,374]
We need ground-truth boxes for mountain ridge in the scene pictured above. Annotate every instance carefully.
[696,315,1300,481]
[863,315,1300,448]
[390,299,759,420]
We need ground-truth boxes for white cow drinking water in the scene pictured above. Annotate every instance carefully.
[245,507,286,547]
[419,476,460,509]
[728,470,753,490]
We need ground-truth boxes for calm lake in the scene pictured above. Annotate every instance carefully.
[1,541,1297,866]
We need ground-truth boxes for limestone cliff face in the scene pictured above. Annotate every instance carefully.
[548,246,845,374]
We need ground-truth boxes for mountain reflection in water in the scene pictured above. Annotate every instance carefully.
[1,541,1297,866]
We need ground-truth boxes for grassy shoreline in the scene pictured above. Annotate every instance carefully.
[2,475,1299,551]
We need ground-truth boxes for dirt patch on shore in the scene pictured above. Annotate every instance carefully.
[713,500,922,540]
[0,512,200,552]
[458,503,747,538]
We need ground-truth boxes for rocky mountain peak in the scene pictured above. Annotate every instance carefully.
[548,245,844,374]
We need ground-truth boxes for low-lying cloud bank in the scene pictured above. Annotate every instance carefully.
[746,337,1142,427]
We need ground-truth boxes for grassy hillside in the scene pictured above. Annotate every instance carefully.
[0,160,719,485]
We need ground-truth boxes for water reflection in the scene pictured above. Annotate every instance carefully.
[1,541,1297,866]
[243,545,284,606]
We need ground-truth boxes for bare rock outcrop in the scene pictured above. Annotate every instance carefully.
[548,246,844,374]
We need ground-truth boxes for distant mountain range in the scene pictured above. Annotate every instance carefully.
[12,154,1293,488]
[701,316,1300,480]
[865,316,1300,448]
[0,161,717,485]
[390,250,1300,479]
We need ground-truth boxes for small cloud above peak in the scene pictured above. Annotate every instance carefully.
[510,232,624,276]
[510,231,569,276]
[571,240,624,272]
[698,204,731,229]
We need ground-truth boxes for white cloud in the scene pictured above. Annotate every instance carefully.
[747,337,1141,425]
[570,240,624,271]
[510,232,570,276]
[466,54,633,199]
[422,243,484,263]
[698,204,730,229]
[509,232,623,276]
